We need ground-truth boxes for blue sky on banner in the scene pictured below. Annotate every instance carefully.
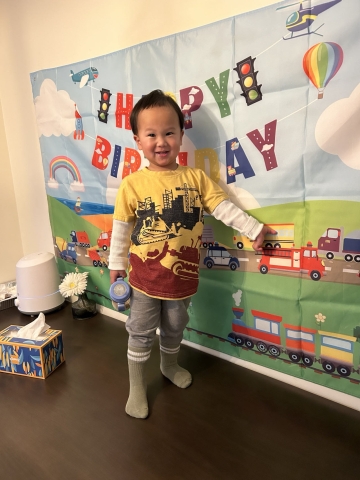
[31,0,360,209]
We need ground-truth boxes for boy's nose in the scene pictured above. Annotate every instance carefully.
[157,136,167,146]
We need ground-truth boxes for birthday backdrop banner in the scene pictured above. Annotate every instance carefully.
[31,0,360,398]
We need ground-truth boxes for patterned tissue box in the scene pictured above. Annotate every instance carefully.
[0,325,65,379]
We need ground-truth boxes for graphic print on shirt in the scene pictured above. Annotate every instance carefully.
[132,183,202,245]
[129,183,204,290]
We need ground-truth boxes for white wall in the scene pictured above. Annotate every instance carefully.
[0,100,23,282]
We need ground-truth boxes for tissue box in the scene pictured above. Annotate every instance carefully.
[0,325,65,379]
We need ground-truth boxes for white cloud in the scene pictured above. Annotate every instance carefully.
[47,178,59,189]
[70,181,85,192]
[34,79,75,137]
[315,83,360,170]
[261,143,273,152]
[189,88,200,95]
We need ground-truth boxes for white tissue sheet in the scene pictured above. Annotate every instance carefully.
[16,313,50,340]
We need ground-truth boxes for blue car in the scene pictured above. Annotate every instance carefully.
[204,245,240,271]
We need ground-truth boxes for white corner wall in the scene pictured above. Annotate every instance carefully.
[0,100,23,282]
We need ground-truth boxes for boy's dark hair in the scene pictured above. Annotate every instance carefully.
[130,89,184,135]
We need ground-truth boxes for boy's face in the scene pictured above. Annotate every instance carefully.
[134,105,184,171]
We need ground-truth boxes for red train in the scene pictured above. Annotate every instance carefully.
[228,308,359,377]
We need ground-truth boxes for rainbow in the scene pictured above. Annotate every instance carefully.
[49,156,82,183]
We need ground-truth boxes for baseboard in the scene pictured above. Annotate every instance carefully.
[97,304,127,322]
[97,304,360,412]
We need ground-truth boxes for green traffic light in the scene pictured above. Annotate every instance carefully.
[249,90,258,100]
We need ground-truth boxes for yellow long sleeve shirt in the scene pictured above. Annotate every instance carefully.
[109,166,262,299]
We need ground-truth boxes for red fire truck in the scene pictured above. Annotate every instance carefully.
[97,231,112,251]
[258,242,325,281]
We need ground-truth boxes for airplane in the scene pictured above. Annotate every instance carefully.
[70,66,99,88]
[276,0,342,40]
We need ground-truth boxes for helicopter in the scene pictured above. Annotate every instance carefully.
[276,0,342,40]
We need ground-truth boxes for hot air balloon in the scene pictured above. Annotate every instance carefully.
[303,42,343,99]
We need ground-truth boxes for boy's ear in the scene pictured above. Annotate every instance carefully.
[133,135,142,150]
[180,130,184,145]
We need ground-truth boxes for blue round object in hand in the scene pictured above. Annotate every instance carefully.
[109,277,131,312]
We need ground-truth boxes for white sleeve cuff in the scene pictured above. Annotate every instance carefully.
[211,199,263,240]
[108,219,134,270]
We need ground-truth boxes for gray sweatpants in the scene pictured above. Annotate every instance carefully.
[126,288,191,350]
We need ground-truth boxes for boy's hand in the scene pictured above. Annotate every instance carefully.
[252,226,277,252]
[110,269,127,284]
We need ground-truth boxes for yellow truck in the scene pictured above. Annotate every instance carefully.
[233,223,295,249]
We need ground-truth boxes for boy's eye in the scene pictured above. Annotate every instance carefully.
[166,132,174,136]
[147,133,155,137]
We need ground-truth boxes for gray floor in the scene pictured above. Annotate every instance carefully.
[1,303,360,480]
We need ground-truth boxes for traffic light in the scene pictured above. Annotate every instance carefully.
[234,57,262,106]
[98,88,112,123]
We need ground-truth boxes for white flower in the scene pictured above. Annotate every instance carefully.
[315,312,326,325]
[59,272,88,298]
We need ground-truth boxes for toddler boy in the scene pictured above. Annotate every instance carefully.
[109,89,275,418]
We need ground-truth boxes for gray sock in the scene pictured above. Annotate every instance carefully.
[160,345,192,388]
[126,347,151,419]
